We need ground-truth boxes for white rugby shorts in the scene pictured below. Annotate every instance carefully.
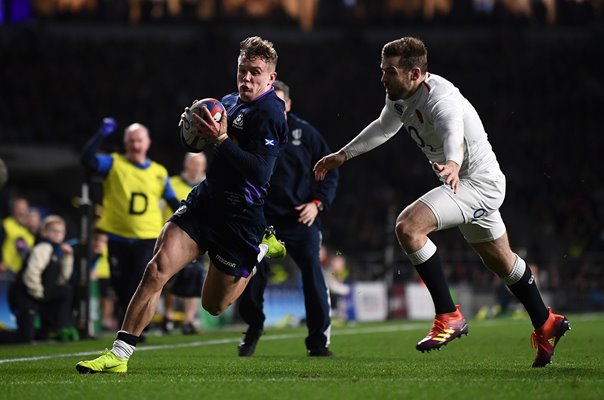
[419,173,507,244]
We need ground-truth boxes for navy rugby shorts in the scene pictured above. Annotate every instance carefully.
[168,195,265,279]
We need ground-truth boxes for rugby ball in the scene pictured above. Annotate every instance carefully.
[180,98,226,152]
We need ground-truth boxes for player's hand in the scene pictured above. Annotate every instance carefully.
[296,203,319,226]
[314,150,347,181]
[191,106,228,144]
[432,160,460,193]
[178,108,190,127]
[178,100,199,127]
[98,117,117,137]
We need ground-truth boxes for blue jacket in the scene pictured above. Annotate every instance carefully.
[264,112,339,227]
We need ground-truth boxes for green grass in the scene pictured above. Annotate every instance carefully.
[1,314,604,400]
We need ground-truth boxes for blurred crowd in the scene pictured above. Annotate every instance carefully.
[18,0,604,29]
[1,9,603,315]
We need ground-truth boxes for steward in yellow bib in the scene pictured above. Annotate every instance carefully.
[0,197,35,277]
[81,120,179,325]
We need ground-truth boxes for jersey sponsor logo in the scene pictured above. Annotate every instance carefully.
[291,128,302,146]
[265,138,275,146]
[215,253,237,268]
[394,103,404,114]
[233,113,244,129]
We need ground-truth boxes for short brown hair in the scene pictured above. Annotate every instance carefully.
[239,36,278,70]
[382,37,428,74]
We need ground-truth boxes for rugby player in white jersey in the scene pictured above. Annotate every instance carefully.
[314,36,569,367]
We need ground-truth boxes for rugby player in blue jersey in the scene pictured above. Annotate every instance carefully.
[77,36,288,374]
[237,80,339,357]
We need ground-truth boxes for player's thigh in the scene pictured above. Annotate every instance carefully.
[458,209,507,245]
[416,185,464,232]
[422,175,506,233]
[201,260,249,314]
[151,222,202,278]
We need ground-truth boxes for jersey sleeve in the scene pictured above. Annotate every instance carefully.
[81,133,114,176]
[23,243,53,299]
[429,95,465,166]
[217,101,287,185]
[216,139,277,186]
[341,104,402,159]
[162,176,181,211]
[246,106,288,157]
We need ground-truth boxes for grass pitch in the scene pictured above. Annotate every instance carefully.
[1,314,603,400]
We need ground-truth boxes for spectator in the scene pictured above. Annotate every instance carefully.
[1,215,77,343]
[0,197,36,281]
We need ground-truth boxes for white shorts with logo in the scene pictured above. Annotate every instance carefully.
[419,173,507,244]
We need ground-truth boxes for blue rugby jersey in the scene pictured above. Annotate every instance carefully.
[200,88,288,209]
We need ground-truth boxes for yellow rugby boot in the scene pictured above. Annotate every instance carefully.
[262,226,286,259]
[76,350,128,374]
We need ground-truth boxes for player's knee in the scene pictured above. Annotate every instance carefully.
[395,214,415,241]
[202,298,229,316]
[142,259,169,289]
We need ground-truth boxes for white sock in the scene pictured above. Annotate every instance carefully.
[111,339,135,360]
[406,238,437,266]
[257,243,268,262]
[503,255,526,286]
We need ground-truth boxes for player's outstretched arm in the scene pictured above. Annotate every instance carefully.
[314,150,347,181]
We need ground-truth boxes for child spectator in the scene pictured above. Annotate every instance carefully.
[3,215,78,343]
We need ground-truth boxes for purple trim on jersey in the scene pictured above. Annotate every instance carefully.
[243,179,265,205]
[250,87,275,102]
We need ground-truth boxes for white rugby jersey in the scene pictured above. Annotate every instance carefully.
[342,73,502,179]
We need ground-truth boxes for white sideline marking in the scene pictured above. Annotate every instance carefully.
[0,323,425,365]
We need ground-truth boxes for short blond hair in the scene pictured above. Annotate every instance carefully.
[42,215,65,231]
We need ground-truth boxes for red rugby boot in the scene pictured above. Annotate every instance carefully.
[416,305,469,352]
[531,307,570,368]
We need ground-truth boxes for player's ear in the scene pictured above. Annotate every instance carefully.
[269,71,277,85]
[411,67,422,81]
